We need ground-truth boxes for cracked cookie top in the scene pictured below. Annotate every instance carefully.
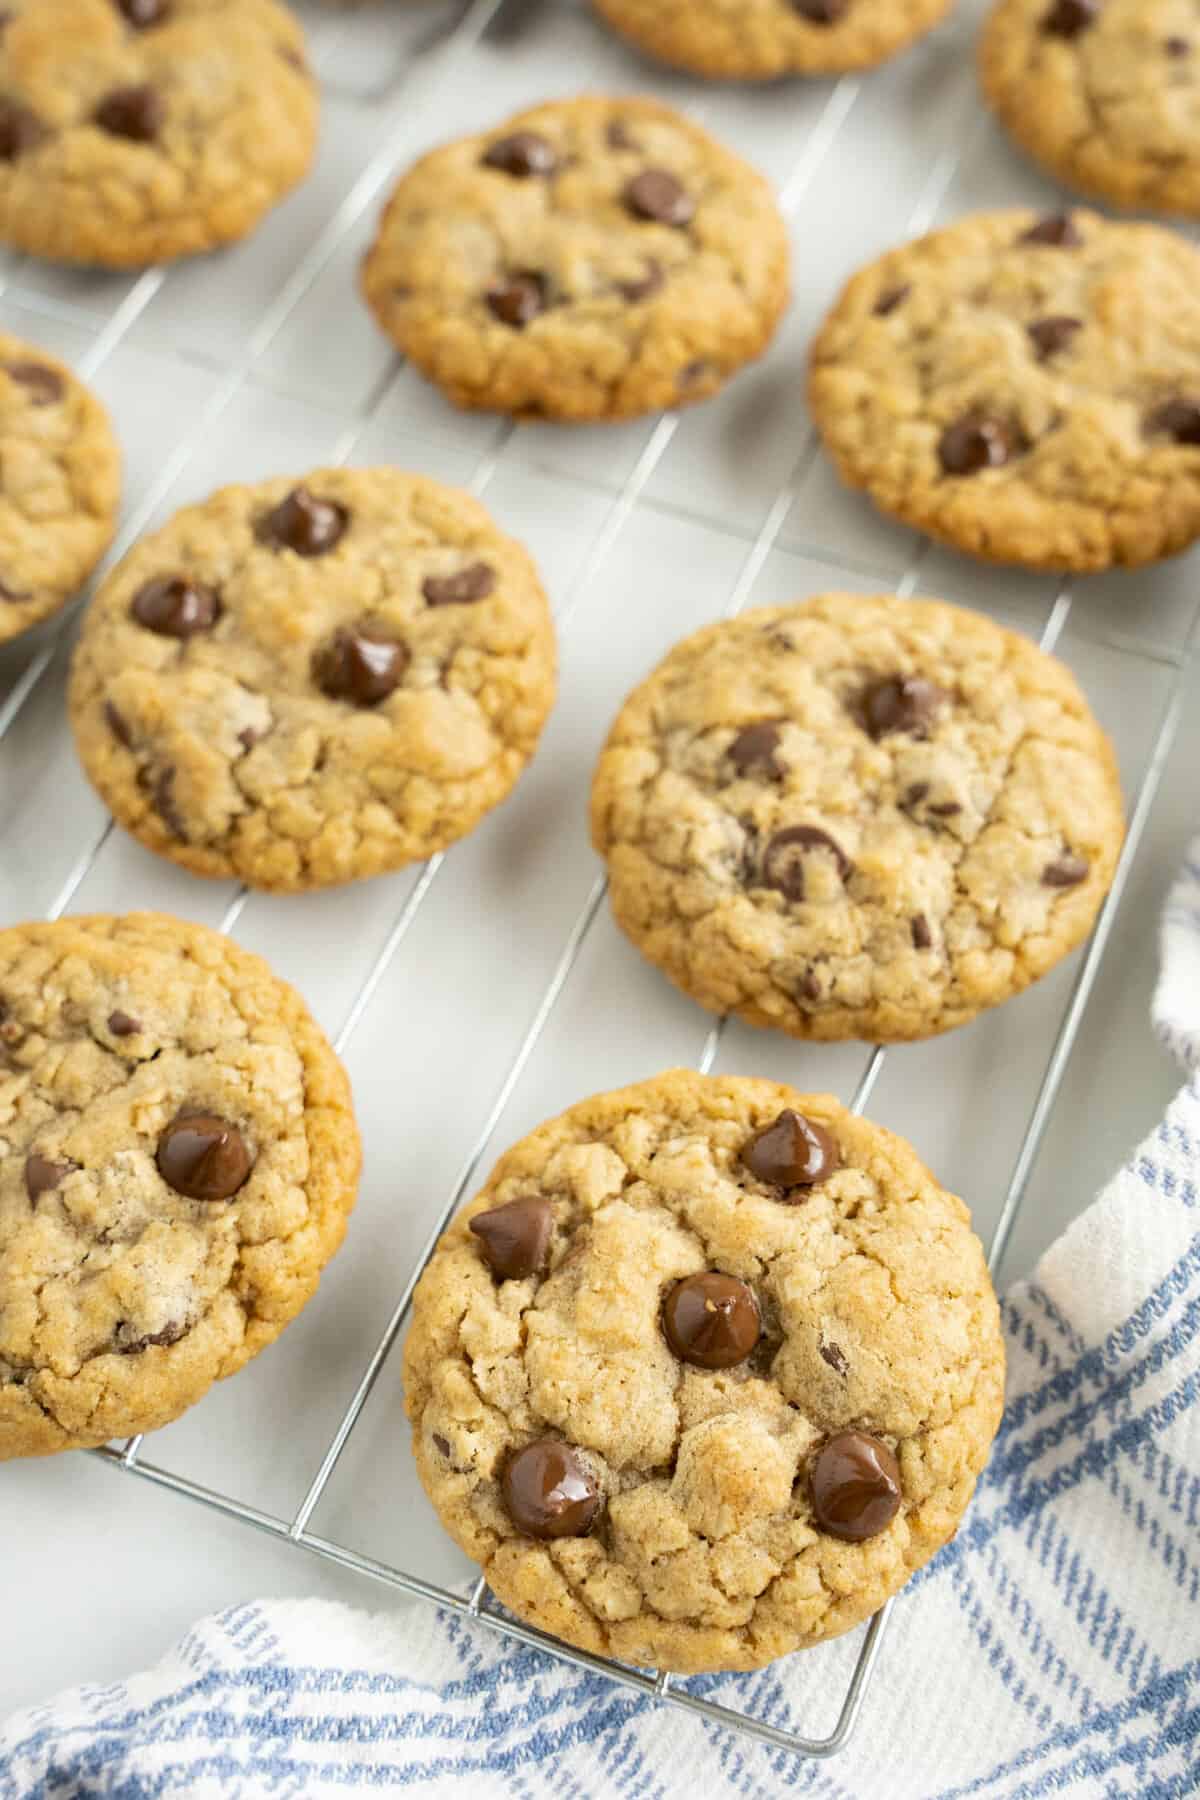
[0,331,120,644]
[809,208,1200,571]
[360,96,790,423]
[0,0,317,269]
[402,1070,1005,1673]
[590,593,1123,1043]
[981,0,1200,217]
[0,913,360,1459]
[591,0,955,78]
[67,467,558,892]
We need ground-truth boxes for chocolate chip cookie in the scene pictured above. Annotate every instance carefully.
[0,333,121,644]
[590,593,1123,1042]
[403,1069,1005,1672]
[980,0,1200,216]
[360,96,790,423]
[809,208,1200,571]
[592,0,955,78]
[0,913,360,1459]
[68,468,557,893]
[0,0,317,268]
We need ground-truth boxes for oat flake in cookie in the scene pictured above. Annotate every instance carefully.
[68,468,557,892]
[0,0,317,269]
[592,0,955,79]
[360,96,790,423]
[0,914,360,1459]
[403,1071,1005,1672]
[590,593,1123,1043]
[809,208,1200,571]
[0,331,120,643]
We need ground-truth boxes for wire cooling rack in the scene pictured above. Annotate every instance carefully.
[3,0,1199,1762]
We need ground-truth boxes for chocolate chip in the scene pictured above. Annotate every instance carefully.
[237,726,262,752]
[257,487,348,556]
[422,562,496,608]
[152,767,187,841]
[662,1272,760,1370]
[1027,315,1082,362]
[156,1112,252,1201]
[810,1431,901,1542]
[910,913,932,950]
[482,131,557,178]
[108,1010,142,1037]
[117,0,171,24]
[624,170,694,228]
[819,1339,849,1376]
[1042,0,1097,34]
[1166,34,1191,54]
[0,99,47,161]
[104,701,133,748]
[873,284,909,317]
[313,628,407,708]
[117,1319,185,1354]
[25,1153,73,1201]
[792,0,848,20]
[432,1433,451,1457]
[131,575,220,638]
[1020,212,1080,247]
[938,412,1016,476]
[678,359,711,388]
[797,968,822,1003]
[502,1439,600,1539]
[742,1109,840,1191]
[618,259,663,303]
[903,783,930,807]
[486,273,547,329]
[5,362,64,405]
[607,119,637,150]
[760,825,853,901]
[1042,852,1089,887]
[859,674,946,740]
[1145,399,1200,446]
[94,84,164,143]
[928,800,962,817]
[469,1196,553,1281]
[728,722,783,781]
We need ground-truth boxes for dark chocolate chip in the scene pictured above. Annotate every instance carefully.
[0,99,47,161]
[117,0,171,24]
[131,575,220,638]
[1020,212,1081,247]
[792,0,848,19]
[108,1010,142,1037]
[1166,34,1191,54]
[156,1111,253,1201]
[859,674,947,740]
[432,1433,451,1457]
[910,913,932,950]
[624,169,694,228]
[1042,0,1097,34]
[873,284,910,317]
[486,273,547,328]
[797,968,822,1003]
[938,411,1016,476]
[257,486,348,556]
[5,361,64,405]
[482,131,557,178]
[25,1153,73,1201]
[1042,852,1089,887]
[1027,315,1082,362]
[662,1272,760,1370]
[313,628,407,708]
[728,721,783,781]
[810,1430,902,1542]
[902,782,930,807]
[1145,399,1200,446]
[152,767,187,841]
[117,1319,186,1353]
[742,1109,840,1191]
[104,701,133,748]
[618,259,663,303]
[469,1196,553,1281]
[819,1339,849,1376]
[422,562,496,608]
[760,825,853,901]
[95,84,164,143]
[502,1439,600,1539]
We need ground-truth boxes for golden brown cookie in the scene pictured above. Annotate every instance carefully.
[0,913,360,1460]
[68,468,558,893]
[0,0,317,269]
[590,593,1124,1042]
[592,0,955,78]
[403,1070,1005,1673]
[361,96,790,423]
[809,208,1200,571]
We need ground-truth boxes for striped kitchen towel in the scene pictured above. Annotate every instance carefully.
[3,845,1198,1799]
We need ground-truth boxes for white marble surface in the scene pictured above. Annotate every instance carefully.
[1,0,1197,1730]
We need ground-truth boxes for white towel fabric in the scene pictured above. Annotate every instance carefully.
[3,848,1199,1800]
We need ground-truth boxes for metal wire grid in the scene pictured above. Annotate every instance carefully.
[0,0,1195,1761]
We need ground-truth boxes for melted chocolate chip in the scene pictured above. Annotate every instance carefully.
[859,674,946,740]
[108,1010,142,1037]
[469,1196,553,1281]
[1042,852,1089,887]
[432,1433,451,1457]
[792,0,848,19]
[486,273,547,328]
[810,1431,902,1541]
[1027,315,1082,363]
[5,361,64,405]
[662,1272,760,1370]
[105,701,133,747]
[131,575,220,638]
[156,1111,252,1201]
[313,628,407,707]
[95,84,164,143]
[25,1153,73,1201]
[624,169,694,228]
[238,726,263,752]
[910,913,932,950]
[1145,399,1200,445]
[873,284,910,317]
[422,562,496,608]
[728,722,783,781]
[257,487,348,556]
[819,1339,849,1376]
[152,767,187,841]
[678,358,711,388]
[1021,212,1081,247]
[117,1319,186,1353]
[938,412,1016,476]
[742,1109,840,1191]
[502,1439,600,1539]
[1042,0,1097,34]
[797,968,822,1003]
[1166,34,1191,54]
[0,99,46,161]
[482,131,557,178]
[618,259,663,303]
[117,0,171,22]
[607,119,637,150]
[928,800,962,817]
[760,825,853,901]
